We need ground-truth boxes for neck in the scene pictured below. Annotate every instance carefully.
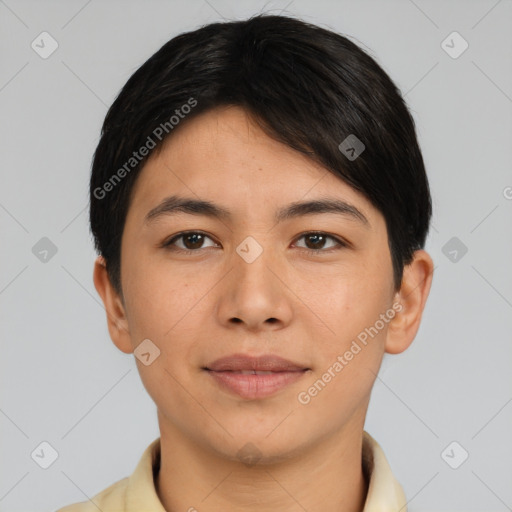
[155,414,369,512]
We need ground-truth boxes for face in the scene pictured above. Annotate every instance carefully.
[100,106,408,462]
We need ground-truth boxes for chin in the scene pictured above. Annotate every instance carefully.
[213,428,309,464]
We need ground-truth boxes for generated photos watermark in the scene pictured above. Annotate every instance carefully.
[93,97,198,200]
[297,301,403,405]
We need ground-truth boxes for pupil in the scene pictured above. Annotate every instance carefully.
[186,233,203,249]
[307,234,324,249]
[182,233,326,251]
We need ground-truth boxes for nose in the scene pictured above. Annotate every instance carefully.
[216,240,294,333]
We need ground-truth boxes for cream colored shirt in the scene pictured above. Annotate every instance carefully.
[56,430,407,511]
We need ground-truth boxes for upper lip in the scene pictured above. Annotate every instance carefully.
[205,353,309,372]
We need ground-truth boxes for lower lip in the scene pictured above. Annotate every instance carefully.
[206,370,307,400]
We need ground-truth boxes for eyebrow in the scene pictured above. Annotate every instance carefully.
[144,194,370,228]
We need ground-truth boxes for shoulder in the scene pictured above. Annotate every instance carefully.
[55,476,129,512]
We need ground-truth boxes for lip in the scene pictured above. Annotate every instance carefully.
[205,353,308,372]
[204,353,310,400]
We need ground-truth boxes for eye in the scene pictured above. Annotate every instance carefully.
[161,230,348,255]
[293,232,347,254]
[161,231,218,254]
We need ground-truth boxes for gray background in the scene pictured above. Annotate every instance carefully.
[1,0,511,511]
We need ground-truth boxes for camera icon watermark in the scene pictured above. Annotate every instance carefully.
[236,442,263,466]
[236,236,263,264]
[31,31,59,59]
[32,237,58,263]
[441,441,469,469]
[31,441,59,469]
[134,338,161,366]
[441,31,469,59]
[338,134,365,161]
[442,236,468,263]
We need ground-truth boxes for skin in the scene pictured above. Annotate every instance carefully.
[93,105,433,512]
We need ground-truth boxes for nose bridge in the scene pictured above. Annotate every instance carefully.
[217,232,293,330]
[235,234,267,266]
[232,233,279,297]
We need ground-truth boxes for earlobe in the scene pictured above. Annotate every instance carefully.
[385,250,434,355]
[92,256,134,354]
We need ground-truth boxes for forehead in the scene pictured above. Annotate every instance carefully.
[126,106,381,229]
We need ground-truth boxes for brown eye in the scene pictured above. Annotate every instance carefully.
[162,231,218,252]
[180,233,207,250]
[161,230,347,255]
[294,232,347,253]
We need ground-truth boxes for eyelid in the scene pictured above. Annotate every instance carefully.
[161,230,219,250]
[161,230,350,252]
[294,231,349,249]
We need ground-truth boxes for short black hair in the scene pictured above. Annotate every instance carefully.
[89,13,432,297]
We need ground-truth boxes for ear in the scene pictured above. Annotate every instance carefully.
[93,256,134,354]
[385,249,434,354]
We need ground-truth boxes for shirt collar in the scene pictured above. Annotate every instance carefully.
[125,430,407,511]
[361,430,408,511]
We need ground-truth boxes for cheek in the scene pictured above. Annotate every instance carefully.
[122,269,206,405]
[301,264,391,363]
[296,274,390,421]
[122,262,219,393]
[122,248,196,338]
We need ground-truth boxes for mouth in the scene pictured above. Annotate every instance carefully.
[203,353,310,400]
[219,370,288,375]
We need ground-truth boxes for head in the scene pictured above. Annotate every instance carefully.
[91,14,433,461]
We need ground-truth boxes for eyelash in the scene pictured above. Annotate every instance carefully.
[160,230,348,256]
